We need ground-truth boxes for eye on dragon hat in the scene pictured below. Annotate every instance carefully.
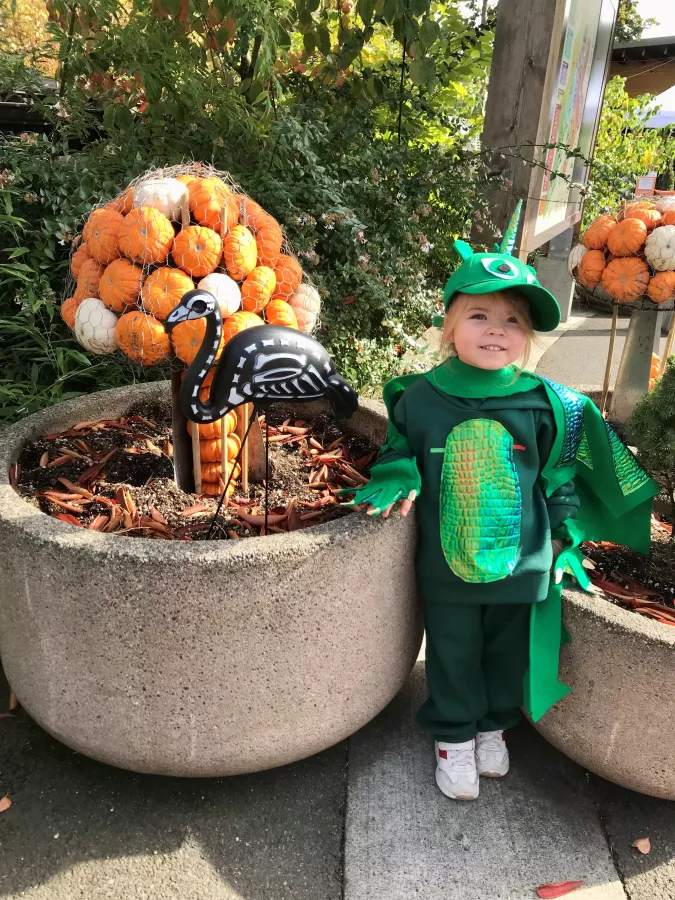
[438,201,561,333]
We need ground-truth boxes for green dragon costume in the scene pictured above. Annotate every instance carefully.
[345,205,659,734]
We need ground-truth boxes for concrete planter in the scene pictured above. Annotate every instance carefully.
[0,383,421,777]
[534,585,675,799]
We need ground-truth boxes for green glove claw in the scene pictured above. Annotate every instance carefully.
[339,457,421,516]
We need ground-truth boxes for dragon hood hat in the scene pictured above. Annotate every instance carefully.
[440,201,561,333]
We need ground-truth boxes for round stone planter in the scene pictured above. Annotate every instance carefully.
[0,383,421,777]
[533,585,675,799]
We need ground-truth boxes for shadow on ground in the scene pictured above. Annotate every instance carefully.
[0,662,346,900]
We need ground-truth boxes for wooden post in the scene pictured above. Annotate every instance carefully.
[171,369,195,492]
[659,314,675,376]
[191,423,202,495]
[240,403,250,493]
[220,415,229,507]
[600,305,619,416]
[180,191,190,229]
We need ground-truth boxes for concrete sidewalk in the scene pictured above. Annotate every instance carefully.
[2,306,675,899]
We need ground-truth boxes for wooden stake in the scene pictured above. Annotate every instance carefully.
[238,403,251,493]
[659,312,675,376]
[220,196,228,240]
[180,191,190,229]
[220,415,229,507]
[601,305,619,416]
[8,690,18,712]
[191,423,202,495]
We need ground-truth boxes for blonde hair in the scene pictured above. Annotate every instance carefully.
[440,289,535,368]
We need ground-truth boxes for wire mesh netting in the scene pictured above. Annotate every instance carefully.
[63,162,323,494]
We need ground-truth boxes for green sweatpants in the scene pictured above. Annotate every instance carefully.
[417,599,531,743]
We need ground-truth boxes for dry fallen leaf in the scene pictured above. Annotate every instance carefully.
[536,882,584,899]
[632,837,651,854]
[0,797,12,814]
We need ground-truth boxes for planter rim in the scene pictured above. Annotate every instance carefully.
[0,381,386,566]
[563,582,675,647]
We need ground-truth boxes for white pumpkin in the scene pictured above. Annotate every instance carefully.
[645,225,675,272]
[75,298,118,355]
[133,177,189,222]
[288,283,321,333]
[198,273,241,318]
[567,244,587,278]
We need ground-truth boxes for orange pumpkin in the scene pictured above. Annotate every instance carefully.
[118,207,175,265]
[647,271,675,303]
[221,310,264,344]
[115,310,171,365]
[201,481,235,497]
[107,186,135,215]
[236,196,269,232]
[99,258,144,312]
[265,298,298,328]
[75,258,105,300]
[624,204,662,230]
[606,217,648,257]
[141,267,195,320]
[272,254,303,300]
[577,250,606,290]
[192,181,239,234]
[601,257,650,303]
[661,209,675,226]
[172,225,222,278]
[199,434,242,463]
[70,241,92,279]
[61,297,81,329]
[187,409,237,440]
[241,266,276,312]
[171,316,225,365]
[582,215,616,250]
[256,220,283,268]
[223,225,257,280]
[83,208,124,264]
[200,460,241,483]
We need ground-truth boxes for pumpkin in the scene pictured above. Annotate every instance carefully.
[74,298,119,355]
[606,217,648,257]
[601,257,650,303]
[288,283,321,332]
[133,177,189,222]
[61,296,81,329]
[85,208,124,264]
[172,225,222,278]
[75,258,105,300]
[200,434,242,463]
[256,221,283,268]
[647,271,675,303]
[221,310,264,344]
[567,244,587,278]
[187,409,237,440]
[201,481,235,497]
[107,187,135,215]
[662,209,675,226]
[192,181,239,234]
[99,258,144,313]
[624,204,662,230]
[241,266,276,312]
[70,241,92,279]
[115,310,171,365]
[223,225,257,280]
[236,196,269,232]
[118,207,175,265]
[264,298,298,329]
[141,267,195,320]
[272,254,303,300]
[645,225,675,271]
[582,215,616,250]
[171,316,225,365]
[200,460,241,483]
[577,250,606,290]
[197,273,241,317]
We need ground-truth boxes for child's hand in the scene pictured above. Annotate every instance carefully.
[551,538,565,567]
[362,491,416,518]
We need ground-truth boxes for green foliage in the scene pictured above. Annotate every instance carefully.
[629,357,675,530]
[614,0,657,45]
[582,77,675,226]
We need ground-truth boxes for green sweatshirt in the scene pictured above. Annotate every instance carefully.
[376,359,580,605]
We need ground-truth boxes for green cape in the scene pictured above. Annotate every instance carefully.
[379,363,659,722]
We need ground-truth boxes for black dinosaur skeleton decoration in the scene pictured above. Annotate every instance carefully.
[166,290,359,423]
[165,289,359,537]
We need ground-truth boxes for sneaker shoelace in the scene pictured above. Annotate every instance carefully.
[477,733,504,753]
[443,746,475,769]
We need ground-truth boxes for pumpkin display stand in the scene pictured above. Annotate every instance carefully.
[0,382,422,777]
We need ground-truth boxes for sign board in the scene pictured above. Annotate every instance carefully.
[519,0,618,252]
[635,175,657,195]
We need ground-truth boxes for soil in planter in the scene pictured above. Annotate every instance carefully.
[12,402,377,541]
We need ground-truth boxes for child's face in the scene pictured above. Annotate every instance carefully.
[449,293,529,370]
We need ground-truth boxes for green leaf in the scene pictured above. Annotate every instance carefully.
[357,0,375,25]
[306,0,320,11]
[162,0,182,16]
[303,31,316,53]
[409,0,429,14]
[317,22,331,54]
[8,248,30,259]
[409,57,436,89]
[419,18,440,49]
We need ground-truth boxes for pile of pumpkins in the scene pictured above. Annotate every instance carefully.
[62,164,323,496]
[569,199,675,304]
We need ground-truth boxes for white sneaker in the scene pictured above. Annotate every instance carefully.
[435,740,479,800]
[475,730,509,777]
